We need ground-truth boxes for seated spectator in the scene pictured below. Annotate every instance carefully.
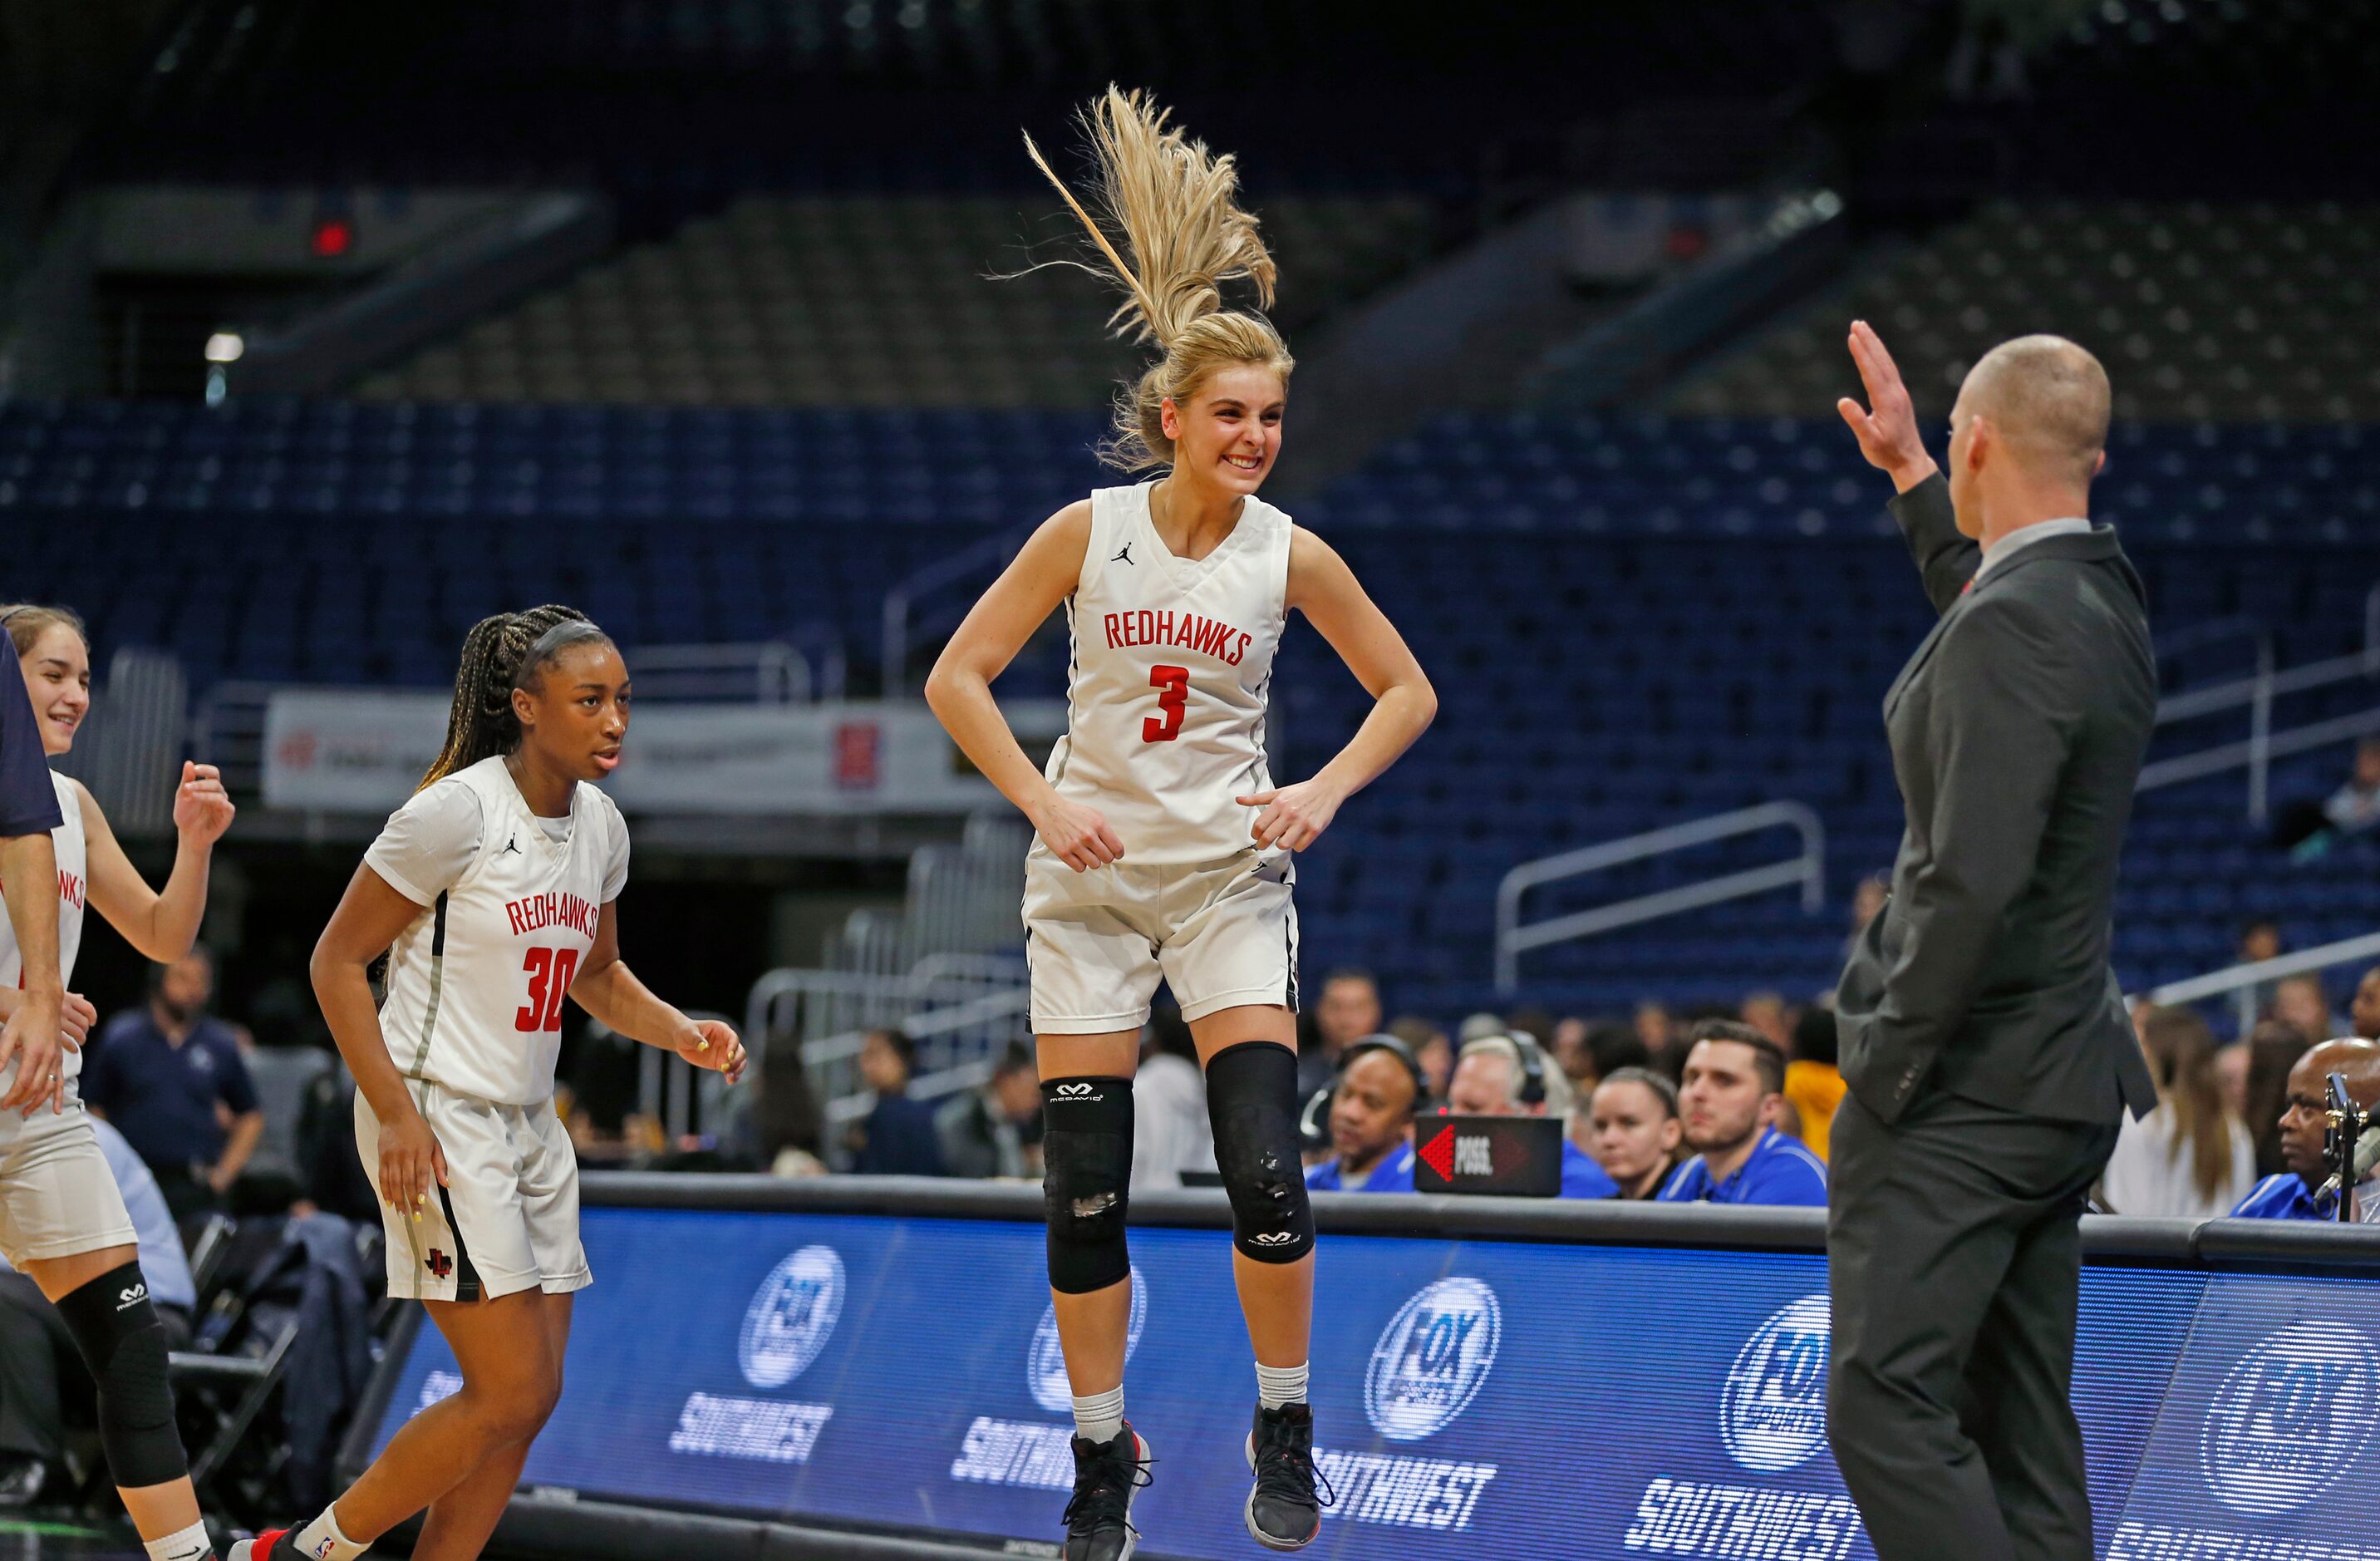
[1634,1000,1677,1066]
[1550,1016,1591,1087]
[2353,965,2380,1042]
[1845,874,1889,963]
[1584,1021,1650,1086]
[942,1041,1046,1180]
[1658,1021,1827,1207]
[81,947,263,1224]
[1297,967,1383,1102]
[2231,1038,2380,1220]
[2323,736,2380,836]
[1784,1007,1846,1163]
[1386,1016,1451,1106]
[2244,1019,2315,1177]
[0,1120,194,1507]
[1740,991,1793,1051]
[2234,919,2284,1018]
[2271,973,2342,1046]
[1306,1038,1420,1193]
[1129,1010,1213,1190]
[1580,1069,1683,1201]
[755,1042,829,1179]
[2102,1007,2255,1219]
[2213,1041,2250,1123]
[1446,1033,1615,1198]
[848,1029,946,1176]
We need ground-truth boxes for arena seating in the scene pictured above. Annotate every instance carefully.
[8,396,2373,1015]
[1669,201,2380,423]
[354,194,1437,405]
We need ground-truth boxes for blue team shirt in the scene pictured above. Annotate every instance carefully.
[2230,1174,2332,1222]
[1307,1144,1416,1193]
[81,1011,259,1172]
[1561,1139,1619,1199]
[0,674,63,837]
[1658,1127,1829,1207]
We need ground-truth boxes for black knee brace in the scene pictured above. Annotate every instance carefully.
[55,1263,189,1490]
[1042,1076,1133,1295]
[1205,1041,1315,1264]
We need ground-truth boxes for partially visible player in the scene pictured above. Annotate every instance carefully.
[0,604,234,1561]
[927,89,1435,1557]
[235,607,745,1561]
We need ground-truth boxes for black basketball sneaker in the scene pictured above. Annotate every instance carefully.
[1062,1421,1153,1561]
[1243,1401,1328,1550]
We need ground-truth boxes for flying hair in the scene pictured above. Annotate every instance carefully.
[419,605,614,790]
[1016,86,1295,471]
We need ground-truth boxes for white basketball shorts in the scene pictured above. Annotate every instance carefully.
[1023,847,1300,1034]
[357,1081,592,1303]
[0,1065,136,1269]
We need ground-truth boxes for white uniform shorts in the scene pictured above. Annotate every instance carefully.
[1024,848,1300,1034]
[358,1081,592,1304]
[0,1065,135,1270]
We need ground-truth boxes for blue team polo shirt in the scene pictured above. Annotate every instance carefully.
[1658,1127,1828,1207]
[2230,1174,2333,1222]
[1561,1139,1619,1199]
[81,1011,258,1173]
[1307,1144,1416,1193]
[0,676,63,836]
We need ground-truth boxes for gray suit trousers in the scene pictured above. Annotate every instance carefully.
[1826,1090,2119,1561]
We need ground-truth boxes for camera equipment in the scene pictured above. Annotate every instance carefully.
[2319,1071,2371,1222]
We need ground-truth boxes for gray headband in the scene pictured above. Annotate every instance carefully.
[511,618,611,689]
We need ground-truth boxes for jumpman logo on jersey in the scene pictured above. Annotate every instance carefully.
[502,835,522,855]
[1112,544,1134,566]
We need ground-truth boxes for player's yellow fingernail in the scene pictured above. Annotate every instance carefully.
[412,1211,422,1223]
[416,1193,425,1205]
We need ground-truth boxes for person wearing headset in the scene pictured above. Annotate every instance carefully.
[1305,1037,1421,1193]
[1444,1032,1618,1198]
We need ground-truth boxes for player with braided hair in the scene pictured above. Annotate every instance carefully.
[235,608,747,1561]
[927,88,1436,1557]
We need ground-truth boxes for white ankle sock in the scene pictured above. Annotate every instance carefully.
[1256,1361,1309,1411]
[144,1519,214,1561]
[288,1505,367,1561]
[1072,1386,1125,1444]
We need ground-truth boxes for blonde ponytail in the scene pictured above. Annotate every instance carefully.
[1019,86,1295,471]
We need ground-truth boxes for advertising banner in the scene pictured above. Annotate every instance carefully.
[370,1206,2268,1559]
[263,692,1064,815]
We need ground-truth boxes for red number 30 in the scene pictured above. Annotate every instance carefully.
[1143,665,1189,743]
[515,946,582,1033]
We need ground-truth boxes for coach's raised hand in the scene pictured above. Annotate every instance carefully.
[1836,320,1940,493]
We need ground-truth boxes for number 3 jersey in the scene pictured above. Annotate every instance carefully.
[1043,481,1292,866]
[365,756,630,1106]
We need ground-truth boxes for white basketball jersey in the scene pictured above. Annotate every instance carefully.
[1042,482,1291,865]
[376,758,624,1106]
[0,772,88,1083]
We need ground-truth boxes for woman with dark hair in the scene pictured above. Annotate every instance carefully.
[237,608,745,1561]
[2101,1006,2254,1217]
[1582,1068,1684,1200]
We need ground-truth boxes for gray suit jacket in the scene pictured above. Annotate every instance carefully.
[1835,475,2159,1127]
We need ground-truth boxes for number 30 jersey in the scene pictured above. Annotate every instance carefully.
[1041,481,1291,866]
[366,756,630,1106]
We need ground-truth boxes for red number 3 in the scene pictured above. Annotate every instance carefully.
[515,946,583,1033]
[1143,664,1189,743]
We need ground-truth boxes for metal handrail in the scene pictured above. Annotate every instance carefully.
[2145,929,2380,1039]
[2140,645,2380,822]
[1492,801,1824,994]
[880,525,1030,693]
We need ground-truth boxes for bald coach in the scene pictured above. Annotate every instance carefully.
[1823,324,2156,1561]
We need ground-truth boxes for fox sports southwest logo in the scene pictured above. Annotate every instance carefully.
[2201,1320,2380,1516]
[1030,1268,1148,1414]
[1721,1294,1832,1474]
[737,1245,847,1390]
[1364,1278,1502,1442]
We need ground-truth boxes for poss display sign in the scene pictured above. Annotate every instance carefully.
[367,1204,2380,1559]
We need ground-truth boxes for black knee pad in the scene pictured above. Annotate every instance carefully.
[1041,1076,1133,1295]
[1204,1041,1315,1264]
[55,1263,189,1490]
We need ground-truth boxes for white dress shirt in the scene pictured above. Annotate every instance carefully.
[1974,517,2092,582]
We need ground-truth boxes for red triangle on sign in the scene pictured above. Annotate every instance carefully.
[1419,1125,1456,1181]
